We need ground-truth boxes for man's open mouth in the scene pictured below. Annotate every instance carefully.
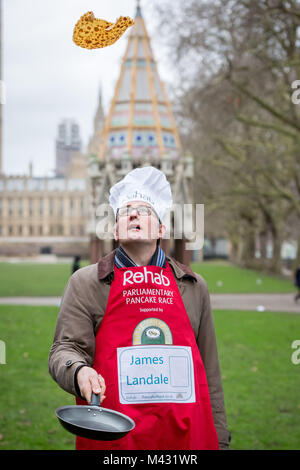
[128,224,141,231]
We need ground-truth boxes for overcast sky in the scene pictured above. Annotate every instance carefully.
[2,0,175,177]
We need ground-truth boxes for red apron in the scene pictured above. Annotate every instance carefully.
[76,262,219,450]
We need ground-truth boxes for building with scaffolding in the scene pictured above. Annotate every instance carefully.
[87,2,194,264]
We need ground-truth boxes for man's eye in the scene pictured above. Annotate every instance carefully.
[119,206,151,216]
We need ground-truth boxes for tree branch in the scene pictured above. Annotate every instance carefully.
[236,115,300,140]
[230,79,300,132]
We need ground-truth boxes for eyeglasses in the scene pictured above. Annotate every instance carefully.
[117,205,157,218]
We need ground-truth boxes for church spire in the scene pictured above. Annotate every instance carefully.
[97,3,181,161]
[136,0,142,18]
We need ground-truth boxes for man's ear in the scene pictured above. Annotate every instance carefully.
[158,223,167,240]
[113,222,119,241]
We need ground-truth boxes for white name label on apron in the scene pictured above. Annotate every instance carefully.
[117,345,195,404]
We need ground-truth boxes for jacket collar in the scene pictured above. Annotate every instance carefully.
[97,249,197,282]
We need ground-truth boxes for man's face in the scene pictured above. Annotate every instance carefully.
[114,202,165,244]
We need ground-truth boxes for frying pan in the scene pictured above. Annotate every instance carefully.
[56,393,135,441]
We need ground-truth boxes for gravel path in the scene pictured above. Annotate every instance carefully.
[0,297,61,306]
[0,293,299,313]
[211,293,300,313]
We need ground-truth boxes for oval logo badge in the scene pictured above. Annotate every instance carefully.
[132,318,173,345]
[146,328,161,339]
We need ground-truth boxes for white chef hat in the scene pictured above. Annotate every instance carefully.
[109,166,173,222]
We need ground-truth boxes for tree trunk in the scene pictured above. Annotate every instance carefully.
[292,234,300,271]
[240,227,256,269]
[258,229,268,261]
[229,236,239,263]
[255,228,269,271]
[269,225,282,274]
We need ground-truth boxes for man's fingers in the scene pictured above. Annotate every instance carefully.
[98,374,106,393]
[82,384,92,404]
[98,374,106,403]
[90,375,101,394]
[78,369,106,404]
[87,374,106,403]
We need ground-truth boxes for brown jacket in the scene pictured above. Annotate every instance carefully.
[48,250,231,449]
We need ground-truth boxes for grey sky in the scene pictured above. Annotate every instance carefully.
[2,0,174,176]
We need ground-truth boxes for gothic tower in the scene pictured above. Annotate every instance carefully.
[88,84,106,158]
[87,1,194,264]
[96,1,181,161]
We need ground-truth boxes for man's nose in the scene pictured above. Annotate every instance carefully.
[129,209,139,219]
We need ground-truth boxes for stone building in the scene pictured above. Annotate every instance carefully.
[0,170,89,257]
[0,3,90,258]
[55,119,82,177]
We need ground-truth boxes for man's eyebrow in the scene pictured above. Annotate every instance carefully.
[124,204,148,208]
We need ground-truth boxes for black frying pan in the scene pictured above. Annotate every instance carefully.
[56,393,135,441]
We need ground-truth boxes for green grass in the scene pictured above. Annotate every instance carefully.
[192,261,295,293]
[0,305,299,449]
[0,305,75,450]
[0,261,296,296]
[0,261,89,296]
[213,309,300,450]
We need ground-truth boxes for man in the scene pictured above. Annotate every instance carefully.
[71,255,81,274]
[295,264,300,302]
[49,166,230,450]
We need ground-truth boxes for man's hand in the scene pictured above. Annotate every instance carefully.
[77,366,106,404]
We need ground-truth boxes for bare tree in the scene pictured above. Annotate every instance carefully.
[152,0,300,272]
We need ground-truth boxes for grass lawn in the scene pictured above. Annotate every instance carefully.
[192,261,295,293]
[0,261,89,297]
[0,305,299,449]
[213,309,300,450]
[0,305,74,450]
[0,260,296,296]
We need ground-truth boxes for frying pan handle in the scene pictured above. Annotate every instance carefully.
[90,392,101,407]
